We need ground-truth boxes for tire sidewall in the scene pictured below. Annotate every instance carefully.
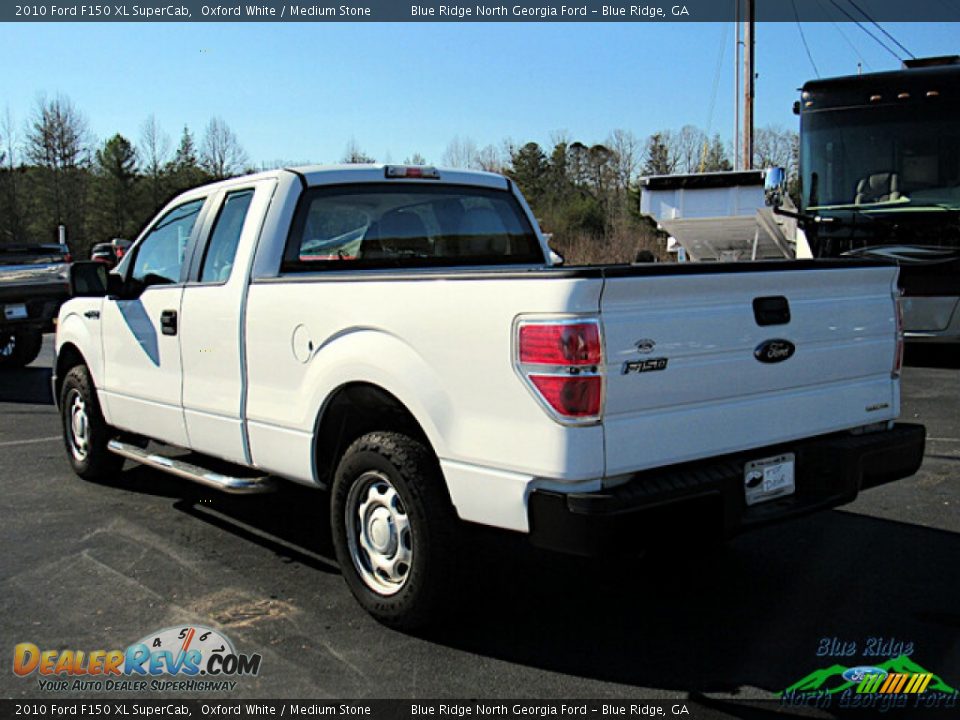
[331,435,447,627]
[59,365,119,479]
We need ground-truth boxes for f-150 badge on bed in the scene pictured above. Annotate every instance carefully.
[623,357,669,374]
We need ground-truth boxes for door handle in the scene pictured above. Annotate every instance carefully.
[160,309,178,336]
[753,296,791,326]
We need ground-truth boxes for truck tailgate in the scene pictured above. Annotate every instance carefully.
[600,263,900,476]
[0,246,70,291]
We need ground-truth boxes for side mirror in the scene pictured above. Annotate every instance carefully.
[764,167,787,208]
[69,262,109,297]
[107,272,125,298]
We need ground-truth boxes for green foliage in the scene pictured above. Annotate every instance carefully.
[166,126,210,196]
[90,134,140,242]
[23,95,91,248]
[508,137,668,264]
[641,133,674,176]
[701,134,733,172]
[0,102,224,256]
[507,142,549,206]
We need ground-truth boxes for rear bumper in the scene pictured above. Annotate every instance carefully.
[0,284,68,333]
[528,423,926,556]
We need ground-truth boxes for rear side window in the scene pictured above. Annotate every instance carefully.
[199,189,254,283]
[282,184,543,271]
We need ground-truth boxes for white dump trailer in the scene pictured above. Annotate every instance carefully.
[640,170,798,262]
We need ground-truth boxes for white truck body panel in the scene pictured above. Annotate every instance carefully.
[54,165,912,538]
[600,267,899,475]
[243,274,605,486]
[179,178,277,464]
[99,284,189,447]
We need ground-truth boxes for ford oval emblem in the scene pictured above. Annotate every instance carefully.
[842,666,888,683]
[755,339,795,363]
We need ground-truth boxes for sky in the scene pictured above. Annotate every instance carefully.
[0,20,958,167]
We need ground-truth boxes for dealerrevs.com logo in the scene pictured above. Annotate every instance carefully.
[13,625,262,693]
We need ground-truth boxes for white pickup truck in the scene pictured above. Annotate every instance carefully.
[55,165,925,628]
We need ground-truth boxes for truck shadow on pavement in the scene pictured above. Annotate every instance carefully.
[104,460,960,699]
[0,367,53,405]
[90,464,339,574]
[421,510,960,698]
[905,344,960,370]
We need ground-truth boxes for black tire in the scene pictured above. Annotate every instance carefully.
[0,330,43,368]
[331,431,457,630]
[60,364,123,480]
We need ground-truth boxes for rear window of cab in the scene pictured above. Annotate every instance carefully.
[281,184,544,271]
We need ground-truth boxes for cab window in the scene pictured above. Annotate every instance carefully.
[132,199,204,285]
[283,184,543,271]
[199,190,254,283]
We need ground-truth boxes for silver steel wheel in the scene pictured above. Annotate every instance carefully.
[345,470,413,596]
[66,389,90,462]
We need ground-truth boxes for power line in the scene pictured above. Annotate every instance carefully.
[844,0,916,59]
[815,0,872,70]
[704,22,728,133]
[699,23,728,173]
[792,0,820,77]
[827,0,903,62]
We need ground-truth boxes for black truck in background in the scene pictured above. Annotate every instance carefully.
[0,243,71,367]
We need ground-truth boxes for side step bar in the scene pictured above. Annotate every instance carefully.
[107,440,276,495]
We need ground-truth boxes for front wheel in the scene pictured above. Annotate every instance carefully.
[60,364,123,480]
[331,431,457,630]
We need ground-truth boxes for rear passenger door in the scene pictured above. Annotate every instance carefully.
[179,179,276,464]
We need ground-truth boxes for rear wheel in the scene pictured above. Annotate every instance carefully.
[60,364,123,480]
[331,431,457,630]
[0,330,43,368]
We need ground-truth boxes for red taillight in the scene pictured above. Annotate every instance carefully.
[64,253,72,263]
[516,319,604,423]
[519,323,601,365]
[529,375,602,417]
[893,295,904,378]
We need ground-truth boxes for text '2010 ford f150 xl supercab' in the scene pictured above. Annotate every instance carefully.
[54,165,925,628]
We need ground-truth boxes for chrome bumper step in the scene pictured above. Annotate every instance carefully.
[107,440,276,494]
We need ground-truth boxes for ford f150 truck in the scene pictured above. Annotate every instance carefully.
[1,243,71,368]
[54,165,925,628]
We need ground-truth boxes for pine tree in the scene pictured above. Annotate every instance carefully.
[641,133,674,176]
[25,95,91,249]
[701,134,732,172]
[507,142,549,206]
[165,126,208,194]
[92,134,139,241]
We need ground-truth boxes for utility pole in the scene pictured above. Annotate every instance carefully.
[733,0,741,170]
[742,0,755,170]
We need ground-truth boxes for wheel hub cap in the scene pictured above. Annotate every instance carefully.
[345,471,413,596]
[67,391,89,461]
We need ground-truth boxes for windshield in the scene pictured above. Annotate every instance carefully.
[801,104,960,213]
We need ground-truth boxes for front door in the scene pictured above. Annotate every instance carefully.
[100,198,206,447]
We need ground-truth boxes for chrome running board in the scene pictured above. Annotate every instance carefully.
[107,440,275,494]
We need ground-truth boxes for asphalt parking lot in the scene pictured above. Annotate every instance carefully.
[1,337,957,710]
